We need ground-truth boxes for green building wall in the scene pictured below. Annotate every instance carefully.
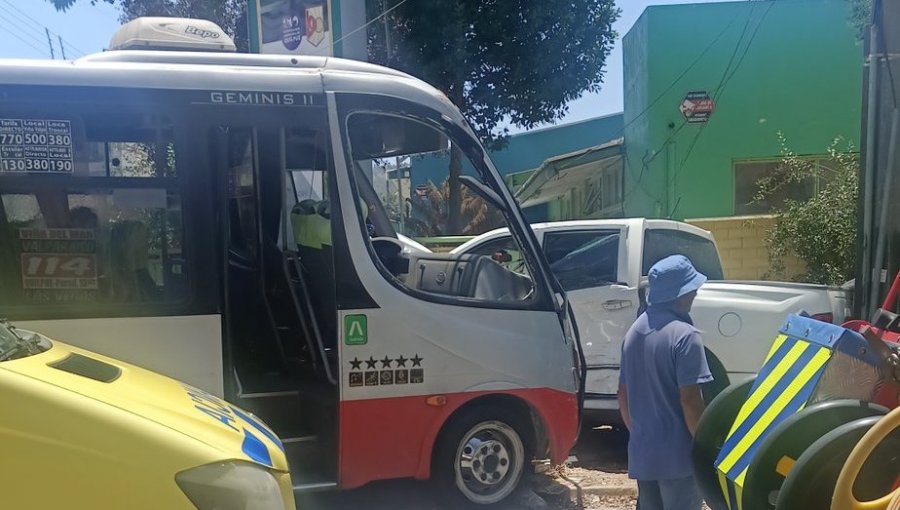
[623,0,863,220]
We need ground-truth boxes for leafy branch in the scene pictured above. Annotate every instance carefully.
[756,133,859,285]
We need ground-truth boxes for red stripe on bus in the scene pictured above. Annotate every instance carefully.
[337,387,578,489]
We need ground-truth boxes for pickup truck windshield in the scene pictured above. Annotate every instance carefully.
[642,229,724,280]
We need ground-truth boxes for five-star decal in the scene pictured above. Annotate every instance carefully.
[349,354,424,375]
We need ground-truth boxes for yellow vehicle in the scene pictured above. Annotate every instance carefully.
[0,319,295,510]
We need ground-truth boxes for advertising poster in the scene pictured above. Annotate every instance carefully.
[259,0,333,56]
[18,228,99,303]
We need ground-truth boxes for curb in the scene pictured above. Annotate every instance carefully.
[578,485,637,497]
[551,479,638,502]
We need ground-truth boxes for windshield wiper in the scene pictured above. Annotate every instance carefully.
[0,319,44,362]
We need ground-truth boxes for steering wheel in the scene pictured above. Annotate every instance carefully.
[831,406,900,510]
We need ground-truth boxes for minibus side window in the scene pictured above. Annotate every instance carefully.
[0,112,188,310]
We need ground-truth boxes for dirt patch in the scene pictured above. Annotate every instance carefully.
[552,465,635,490]
[581,493,637,510]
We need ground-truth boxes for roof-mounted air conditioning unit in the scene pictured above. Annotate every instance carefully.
[109,17,236,53]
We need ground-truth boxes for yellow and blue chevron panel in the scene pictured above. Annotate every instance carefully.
[713,314,840,510]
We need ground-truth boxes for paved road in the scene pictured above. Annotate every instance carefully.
[294,425,630,510]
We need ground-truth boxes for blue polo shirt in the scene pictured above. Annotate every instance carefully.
[619,304,713,480]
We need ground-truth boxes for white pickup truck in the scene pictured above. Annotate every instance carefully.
[452,219,851,423]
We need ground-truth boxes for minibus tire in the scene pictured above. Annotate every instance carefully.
[742,400,888,510]
[775,415,883,510]
[692,376,755,510]
[432,405,531,508]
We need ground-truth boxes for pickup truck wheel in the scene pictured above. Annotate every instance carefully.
[702,349,730,404]
[775,415,899,510]
[432,406,530,508]
[692,376,755,510]
[742,400,888,510]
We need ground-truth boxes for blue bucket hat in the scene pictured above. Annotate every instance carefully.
[647,254,707,305]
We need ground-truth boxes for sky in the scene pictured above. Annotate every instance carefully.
[0,0,739,125]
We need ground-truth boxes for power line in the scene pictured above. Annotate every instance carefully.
[619,7,745,142]
[0,6,51,50]
[0,0,86,57]
[718,2,776,100]
[667,1,775,216]
[0,16,49,57]
[672,2,758,179]
[1,0,86,56]
[626,1,773,216]
[329,0,409,52]
[677,1,774,173]
[620,7,746,203]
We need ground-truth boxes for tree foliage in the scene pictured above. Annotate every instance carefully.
[406,179,505,238]
[756,133,859,285]
[46,0,249,51]
[367,0,618,145]
[847,0,872,39]
[367,0,618,231]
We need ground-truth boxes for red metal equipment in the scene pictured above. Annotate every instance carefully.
[842,271,900,409]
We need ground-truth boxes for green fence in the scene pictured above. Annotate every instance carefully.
[414,236,474,252]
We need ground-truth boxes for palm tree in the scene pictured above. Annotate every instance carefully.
[406,179,505,237]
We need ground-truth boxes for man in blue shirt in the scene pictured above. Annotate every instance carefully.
[618,254,712,510]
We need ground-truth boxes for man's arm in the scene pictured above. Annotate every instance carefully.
[618,384,631,431]
[679,384,705,436]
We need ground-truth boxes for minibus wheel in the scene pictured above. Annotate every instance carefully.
[742,400,887,510]
[433,405,531,507]
[692,376,755,510]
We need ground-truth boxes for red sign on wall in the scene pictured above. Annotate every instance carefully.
[680,91,715,123]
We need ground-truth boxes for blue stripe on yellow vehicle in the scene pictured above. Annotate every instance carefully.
[242,428,274,467]
[182,384,283,469]
[713,315,835,509]
[232,405,285,452]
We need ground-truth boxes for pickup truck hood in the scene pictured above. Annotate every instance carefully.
[0,335,287,472]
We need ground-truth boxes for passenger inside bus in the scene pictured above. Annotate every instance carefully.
[67,206,99,230]
[108,220,159,302]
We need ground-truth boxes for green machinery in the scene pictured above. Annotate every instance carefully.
[693,313,900,510]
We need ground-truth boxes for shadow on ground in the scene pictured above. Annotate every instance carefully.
[570,425,629,473]
[295,424,630,509]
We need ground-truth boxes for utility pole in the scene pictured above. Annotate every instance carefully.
[857,0,900,318]
[382,0,392,62]
[45,28,55,59]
